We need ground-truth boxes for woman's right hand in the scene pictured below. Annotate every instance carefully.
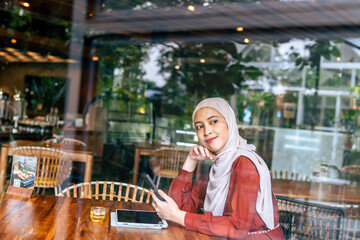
[188,144,215,162]
[182,145,215,172]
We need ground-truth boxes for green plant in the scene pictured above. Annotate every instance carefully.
[237,91,276,125]
[291,40,342,129]
[158,42,263,115]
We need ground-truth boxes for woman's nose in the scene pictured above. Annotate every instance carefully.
[204,125,212,135]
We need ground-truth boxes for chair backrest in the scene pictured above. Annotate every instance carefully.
[154,147,189,178]
[13,146,72,189]
[270,170,311,182]
[341,165,360,176]
[276,195,347,240]
[58,181,152,203]
[60,138,87,147]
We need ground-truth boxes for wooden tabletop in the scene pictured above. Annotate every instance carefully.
[0,194,222,240]
[272,179,360,204]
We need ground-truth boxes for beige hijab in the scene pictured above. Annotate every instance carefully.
[192,97,275,229]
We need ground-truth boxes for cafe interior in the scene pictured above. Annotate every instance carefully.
[0,0,359,239]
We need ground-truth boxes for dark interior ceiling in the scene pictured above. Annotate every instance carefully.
[0,0,360,59]
[87,0,360,40]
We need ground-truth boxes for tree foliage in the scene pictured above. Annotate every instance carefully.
[158,42,263,114]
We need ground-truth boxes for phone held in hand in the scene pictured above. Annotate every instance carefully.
[143,174,165,201]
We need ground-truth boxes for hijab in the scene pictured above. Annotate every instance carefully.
[192,97,275,229]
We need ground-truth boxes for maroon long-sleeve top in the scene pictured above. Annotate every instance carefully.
[169,156,284,239]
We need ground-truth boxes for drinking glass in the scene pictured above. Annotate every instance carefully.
[90,206,106,222]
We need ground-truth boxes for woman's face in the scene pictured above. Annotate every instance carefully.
[194,107,229,153]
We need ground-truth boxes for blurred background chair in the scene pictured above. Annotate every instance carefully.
[13,146,72,195]
[276,195,347,240]
[58,181,152,203]
[60,137,87,147]
[342,165,360,177]
[44,137,87,147]
[150,147,189,188]
[270,170,311,182]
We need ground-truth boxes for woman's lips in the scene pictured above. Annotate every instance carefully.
[206,137,217,143]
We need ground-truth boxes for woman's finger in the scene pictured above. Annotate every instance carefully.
[158,190,172,202]
[198,146,206,157]
[151,190,160,204]
[203,148,214,159]
[204,148,211,158]
[193,145,200,155]
[152,201,157,210]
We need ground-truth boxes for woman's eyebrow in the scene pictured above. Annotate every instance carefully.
[194,115,219,125]
[207,115,219,120]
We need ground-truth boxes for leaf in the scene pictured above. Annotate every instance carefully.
[330,47,341,57]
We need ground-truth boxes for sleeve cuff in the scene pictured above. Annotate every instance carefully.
[184,212,197,231]
[184,212,209,231]
[178,168,195,180]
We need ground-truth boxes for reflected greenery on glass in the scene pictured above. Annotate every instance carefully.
[24,76,67,117]
[290,40,341,129]
[237,92,276,126]
[158,42,263,115]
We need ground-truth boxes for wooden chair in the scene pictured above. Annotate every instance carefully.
[58,181,152,203]
[13,146,72,195]
[276,195,347,240]
[270,170,311,182]
[43,137,86,147]
[60,138,87,147]
[341,165,360,176]
[151,147,189,187]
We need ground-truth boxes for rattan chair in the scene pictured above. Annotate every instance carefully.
[276,195,347,240]
[43,137,87,147]
[151,147,189,187]
[270,170,311,182]
[13,146,72,195]
[341,165,360,177]
[58,181,152,203]
[60,138,87,147]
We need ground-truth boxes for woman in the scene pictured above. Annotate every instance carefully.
[151,98,284,239]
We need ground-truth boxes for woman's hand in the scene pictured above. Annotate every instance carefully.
[151,190,186,227]
[188,144,215,162]
[182,145,215,172]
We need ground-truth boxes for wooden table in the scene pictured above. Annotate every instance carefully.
[272,179,360,204]
[0,140,94,193]
[0,194,221,239]
[132,142,201,185]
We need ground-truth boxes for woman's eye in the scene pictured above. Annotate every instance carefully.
[211,120,218,124]
[195,125,203,130]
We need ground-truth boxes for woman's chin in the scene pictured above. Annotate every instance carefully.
[206,145,220,154]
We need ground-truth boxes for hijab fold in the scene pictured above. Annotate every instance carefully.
[192,98,275,230]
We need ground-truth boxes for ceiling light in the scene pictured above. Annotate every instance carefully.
[244,38,250,44]
[188,5,195,11]
[236,27,244,32]
[174,65,180,69]
[92,56,99,61]
[19,1,30,7]
[200,59,206,63]
[11,39,17,44]
[336,57,341,61]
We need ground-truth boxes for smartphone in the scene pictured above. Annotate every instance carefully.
[143,174,165,201]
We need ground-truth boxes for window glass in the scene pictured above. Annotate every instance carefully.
[0,1,359,238]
